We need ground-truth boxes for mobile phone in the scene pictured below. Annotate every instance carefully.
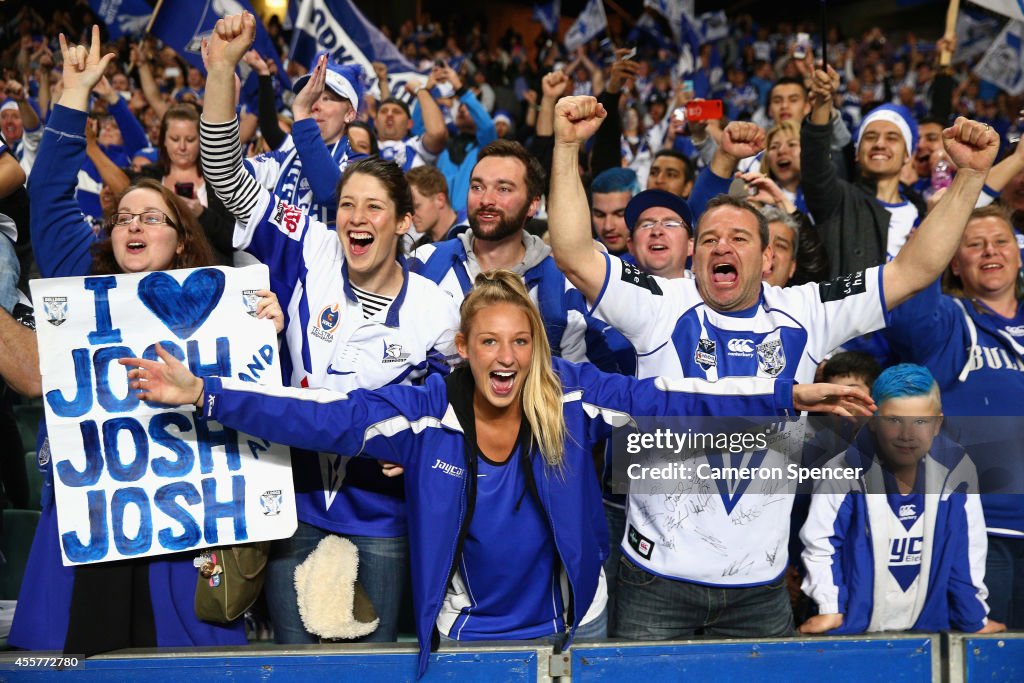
[174,182,194,198]
[683,80,694,93]
[435,59,446,68]
[685,99,723,122]
[794,32,811,59]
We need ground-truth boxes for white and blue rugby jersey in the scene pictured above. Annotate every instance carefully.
[593,253,887,383]
[235,189,460,536]
[593,253,888,586]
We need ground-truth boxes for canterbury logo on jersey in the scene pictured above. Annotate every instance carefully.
[726,338,754,354]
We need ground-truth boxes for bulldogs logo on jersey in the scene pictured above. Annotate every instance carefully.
[756,339,786,377]
[312,304,340,341]
[382,340,411,363]
[694,338,717,369]
[43,296,68,326]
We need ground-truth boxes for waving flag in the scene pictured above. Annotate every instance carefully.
[289,0,424,104]
[967,0,1024,21]
[533,0,561,34]
[564,0,608,52]
[956,9,1005,63]
[89,0,152,40]
[148,0,289,88]
[973,20,1024,94]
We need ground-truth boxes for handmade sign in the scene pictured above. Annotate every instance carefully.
[31,265,296,566]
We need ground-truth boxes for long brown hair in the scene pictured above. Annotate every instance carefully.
[91,178,216,274]
[460,270,566,466]
[156,104,202,176]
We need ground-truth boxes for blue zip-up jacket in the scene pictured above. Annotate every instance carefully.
[883,280,1024,536]
[10,104,245,650]
[200,358,795,675]
[801,428,989,634]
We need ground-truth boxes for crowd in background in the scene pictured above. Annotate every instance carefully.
[0,0,1022,660]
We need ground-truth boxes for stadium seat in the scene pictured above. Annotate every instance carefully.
[0,509,40,600]
[12,404,43,452]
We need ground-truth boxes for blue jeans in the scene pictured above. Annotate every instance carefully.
[985,534,1024,628]
[264,521,408,643]
[615,557,794,639]
[603,503,626,636]
[0,236,19,315]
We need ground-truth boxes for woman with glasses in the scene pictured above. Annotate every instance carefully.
[9,27,282,654]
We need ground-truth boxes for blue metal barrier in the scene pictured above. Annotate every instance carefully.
[951,633,1024,683]
[568,636,939,682]
[0,644,544,682]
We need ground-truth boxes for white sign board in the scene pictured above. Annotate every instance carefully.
[31,265,297,566]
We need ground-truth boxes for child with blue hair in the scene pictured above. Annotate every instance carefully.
[798,364,1005,634]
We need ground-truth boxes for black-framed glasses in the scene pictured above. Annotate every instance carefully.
[109,210,177,229]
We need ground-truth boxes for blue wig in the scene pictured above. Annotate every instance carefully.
[871,363,939,409]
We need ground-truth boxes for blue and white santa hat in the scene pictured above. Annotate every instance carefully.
[855,103,919,155]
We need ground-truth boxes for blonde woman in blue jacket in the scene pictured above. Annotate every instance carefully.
[122,270,873,676]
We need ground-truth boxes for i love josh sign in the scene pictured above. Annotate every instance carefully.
[31,265,296,565]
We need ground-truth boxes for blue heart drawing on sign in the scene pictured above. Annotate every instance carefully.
[138,269,225,339]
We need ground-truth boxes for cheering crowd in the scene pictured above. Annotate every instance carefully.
[0,1,1022,668]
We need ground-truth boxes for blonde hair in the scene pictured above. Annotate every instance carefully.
[760,120,801,177]
[460,270,566,466]
[943,204,1024,300]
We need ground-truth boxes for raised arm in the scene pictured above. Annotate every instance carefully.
[242,50,286,149]
[29,27,114,278]
[883,118,998,309]
[85,117,130,196]
[133,42,168,119]
[289,54,343,202]
[121,344,424,466]
[416,68,448,155]
[547,96,608,303]
[798,59,844,224]
[199,12,264,226]
[95,77,148,154]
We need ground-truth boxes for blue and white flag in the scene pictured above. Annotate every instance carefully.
[289,0,424,104]
[956,9,1004,64]
[967,0,1024,21]
[973,20,1024,94]
[699,10,729,43]
[89,0,152,40]
[564,0,608,52]
[149,0,290,94]
[533,0,561,34]
[644,0,694,45]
